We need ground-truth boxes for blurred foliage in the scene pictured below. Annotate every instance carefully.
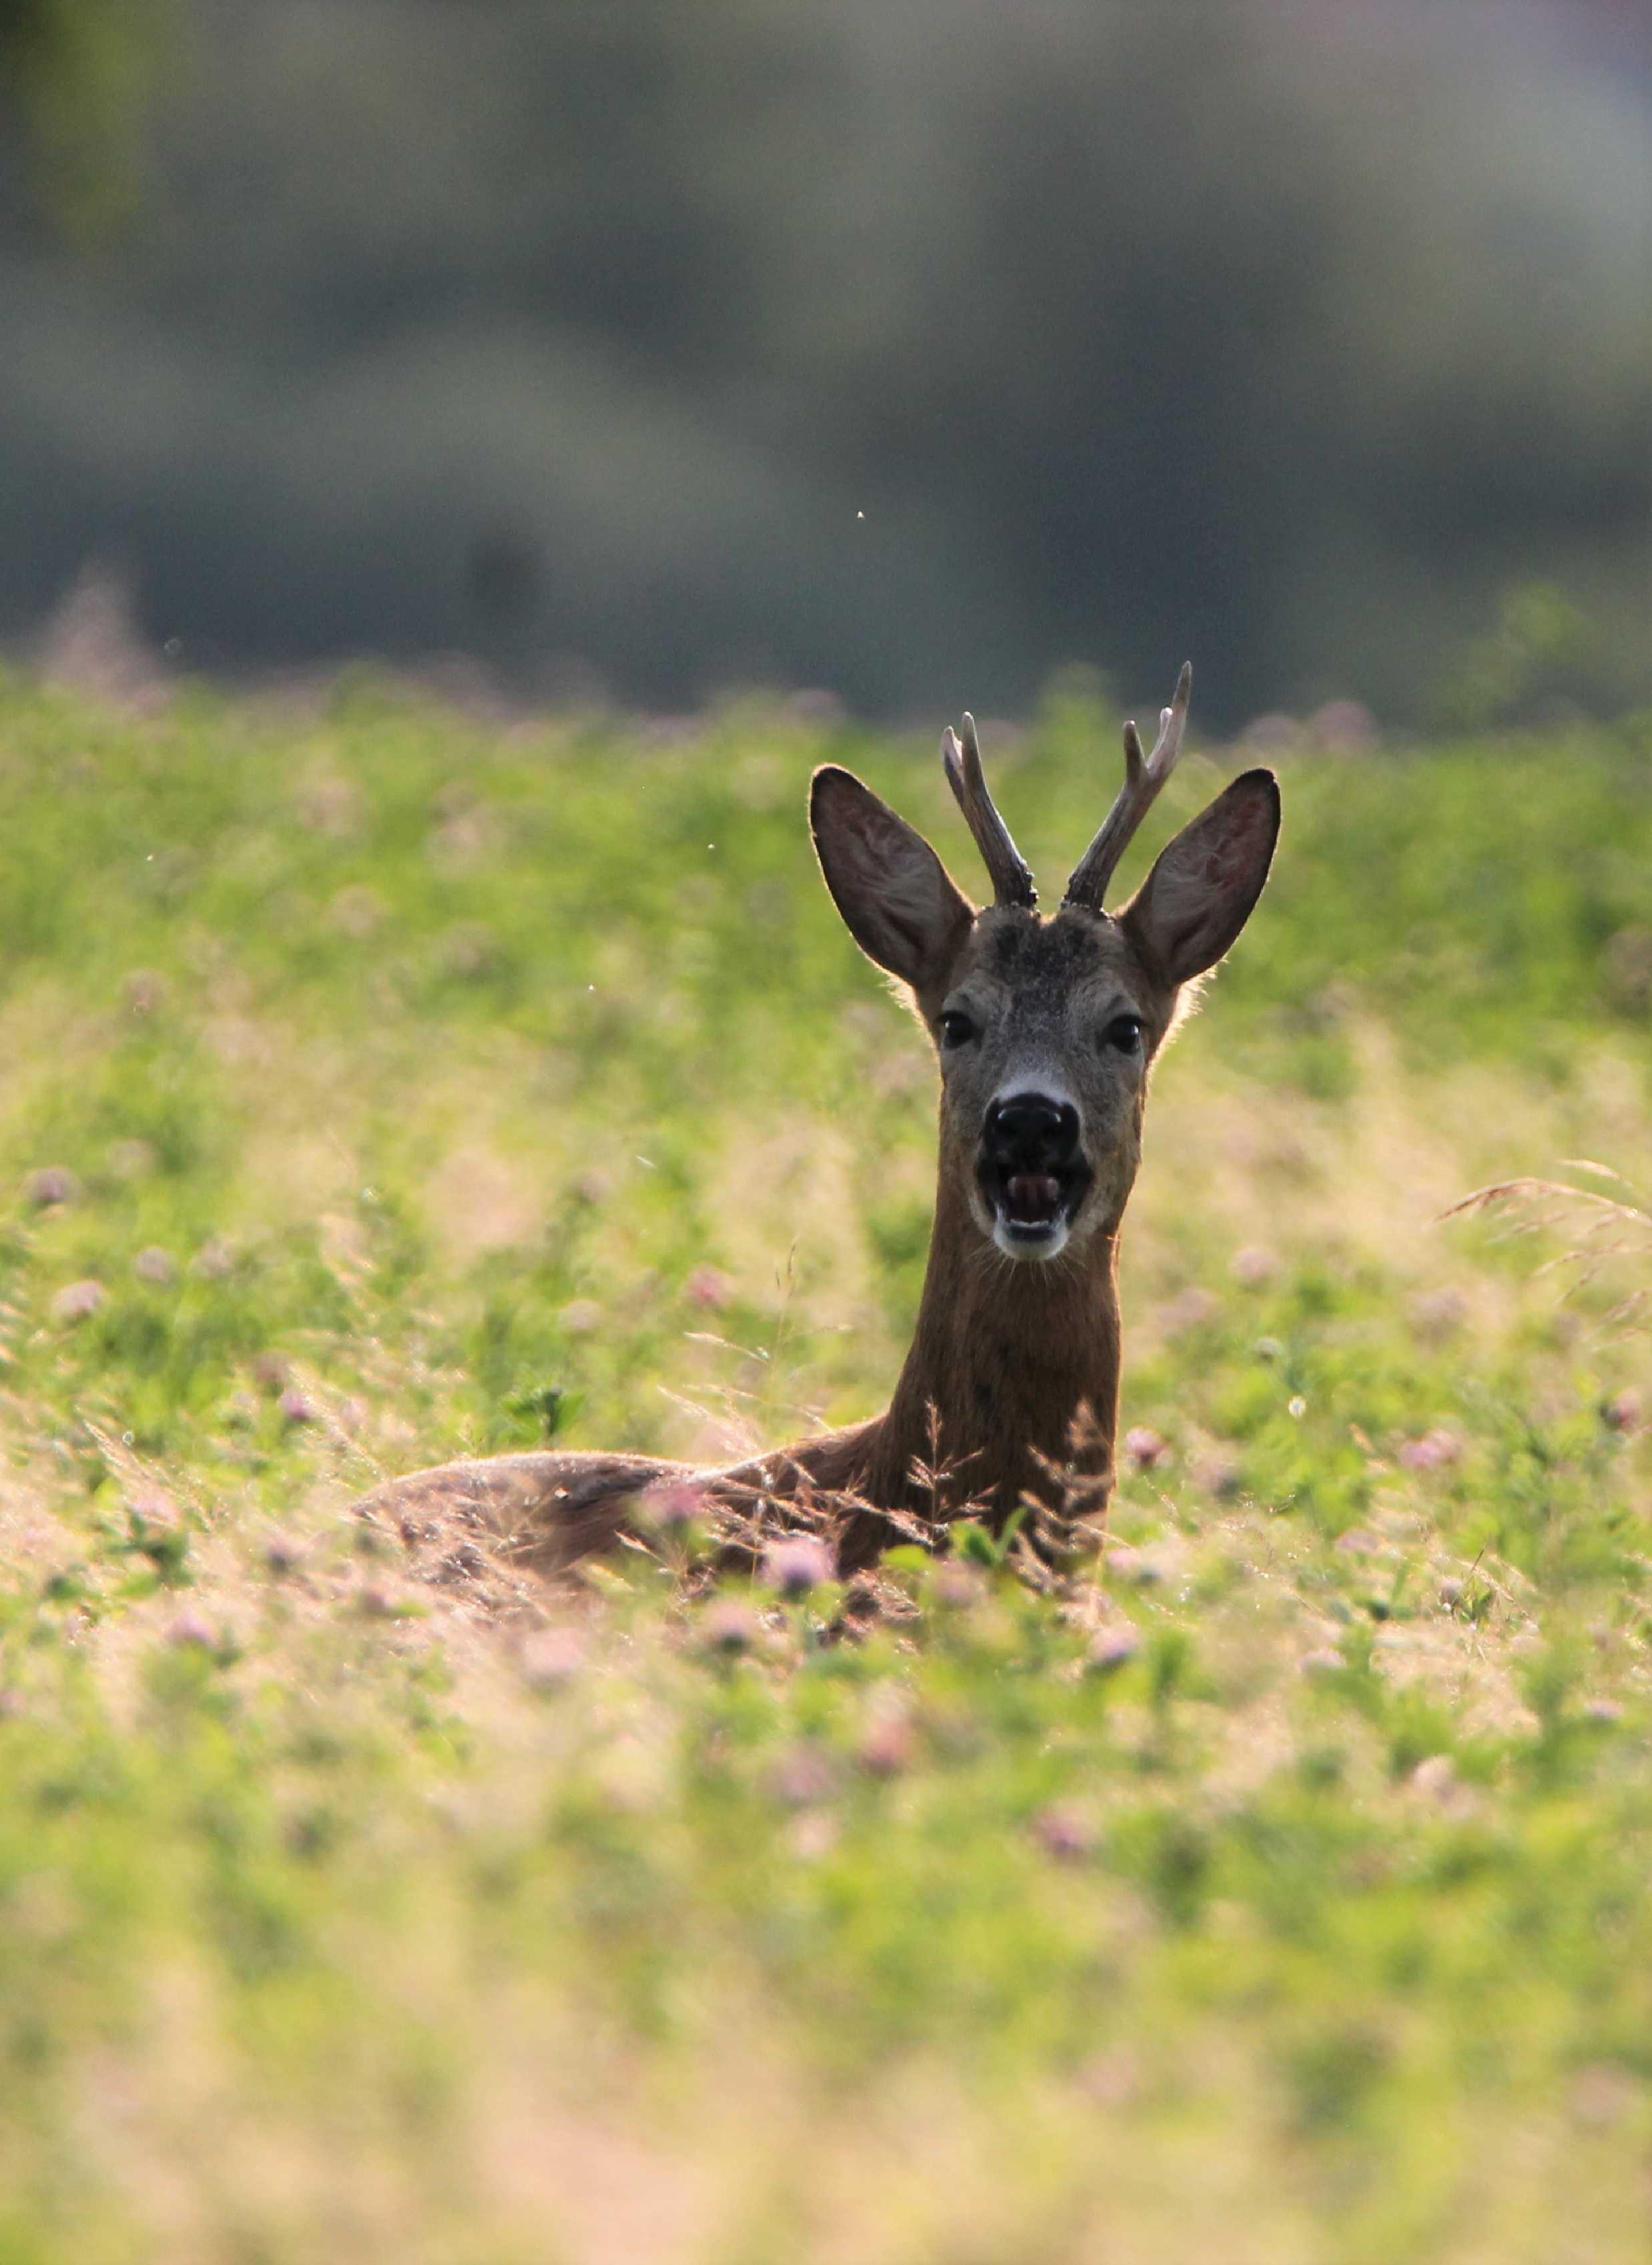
[0,0,168,234]
[0,0,1647,726]
[1433,580,1631,732]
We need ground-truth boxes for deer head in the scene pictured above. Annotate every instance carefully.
[810,667,1279,1268]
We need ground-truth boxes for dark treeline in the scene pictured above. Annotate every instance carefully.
[3,0,1648,726]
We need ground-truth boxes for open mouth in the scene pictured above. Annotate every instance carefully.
[977,1160,1091,1251]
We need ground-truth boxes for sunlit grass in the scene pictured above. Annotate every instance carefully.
[0,668,1647,2260]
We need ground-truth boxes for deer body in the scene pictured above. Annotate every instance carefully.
[355,670,1278,1576]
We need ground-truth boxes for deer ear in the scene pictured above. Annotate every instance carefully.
[810,766,975,992]
[1121,768,1280,985]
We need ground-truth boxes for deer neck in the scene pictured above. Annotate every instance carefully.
[871,1171,1122,1523]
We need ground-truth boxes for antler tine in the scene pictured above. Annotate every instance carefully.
[1061,662,1192,913]
[940,710,1037,909]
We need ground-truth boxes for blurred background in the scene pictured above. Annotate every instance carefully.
[2,0,1647,730]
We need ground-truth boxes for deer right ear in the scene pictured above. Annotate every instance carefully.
[810,766,975,993]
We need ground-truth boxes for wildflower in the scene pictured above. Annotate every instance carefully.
[1308,698,1379,754]
[166,1609,216,1650]
[128,1493,182,1544]
[1157,1286,1220,1337]
[788,1812,838,1862]
[520,1627,586,1688]
[639,1480,704,1532]
[856,1712,915,1778]
[1335,1527,1380,1557]
[1077,2050,1141,2107]
[330,885,385,939]
[279,1388,320,1425]
[762,1534,835,1599]
[133,1247,177,1286]
[122,970,167,1015]
[1409,1754,1457,1802]
[1409,1752,1476,1819]
[771,1743,836,1807]
[701,1600,760,1656]
[1241,713,1304,755]
[683,1264,734,1310]
[1603,1390,1641,1435]
[1032,1805,1095,1862]
[1398,1429,1460,1472]
[1105,1542,1163,1585]
[52,1280,106,1324]
[1231,1245,1281,1288]
[1409,1286,1469,1341]
[1571,2065,1638,2130]
[1199,1454,1244,1500]
[1123,1425,1167,1472]
[930,1563,985,1611]
[27,1167,80,1208]
[1086,1624,1141,1674]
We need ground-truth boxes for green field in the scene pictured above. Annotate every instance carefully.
[0,667,1647,2262]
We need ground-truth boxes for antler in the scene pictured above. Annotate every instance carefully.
[1062,662,1192,913]
[940,712,1037,910]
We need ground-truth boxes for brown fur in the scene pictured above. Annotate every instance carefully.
[352,708,1279,1582]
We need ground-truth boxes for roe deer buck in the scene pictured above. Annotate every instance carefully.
[356,666,1279,1575]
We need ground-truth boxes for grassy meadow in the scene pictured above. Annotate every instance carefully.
[0,664,1647,2261]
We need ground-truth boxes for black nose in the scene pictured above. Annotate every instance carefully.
[983,1093,1081,1172]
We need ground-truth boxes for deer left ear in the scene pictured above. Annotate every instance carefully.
[1121,768,1280,985]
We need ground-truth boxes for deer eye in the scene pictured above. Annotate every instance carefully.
[939,1009,979,1049]
[1102,1013,1145,1054]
